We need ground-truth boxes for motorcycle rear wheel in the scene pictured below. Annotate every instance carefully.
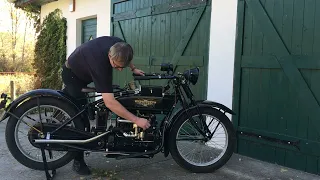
[5,97,84,170]
[168,106,236,173]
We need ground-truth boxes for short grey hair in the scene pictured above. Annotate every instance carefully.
[109,42,133,67]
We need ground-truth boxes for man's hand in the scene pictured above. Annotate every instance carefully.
[132,68,145,76]
[135,117,151,130]
[102,93,150,130]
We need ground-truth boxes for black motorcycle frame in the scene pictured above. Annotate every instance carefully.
[1,69,235,153]
[0,67,236,180]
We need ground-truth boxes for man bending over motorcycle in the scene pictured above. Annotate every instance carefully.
[61,36,151,175]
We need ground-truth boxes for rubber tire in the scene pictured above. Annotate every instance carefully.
[5,97,84,170]
[168,106,236,173]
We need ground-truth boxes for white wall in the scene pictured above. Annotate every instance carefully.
[207,0,238,117]
[41,0,111,57]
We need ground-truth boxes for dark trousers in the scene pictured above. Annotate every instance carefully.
[61,65,88,106]
[61,64,89,161]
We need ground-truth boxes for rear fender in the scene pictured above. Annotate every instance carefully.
[0,89,85,125]
[163,100,235,157]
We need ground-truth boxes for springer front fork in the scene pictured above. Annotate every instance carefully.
[178,84,213,140]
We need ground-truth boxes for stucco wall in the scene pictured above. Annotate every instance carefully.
[207,0,238,117]
[41,0,111,57]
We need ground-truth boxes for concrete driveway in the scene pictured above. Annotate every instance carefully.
[1,119,320,180]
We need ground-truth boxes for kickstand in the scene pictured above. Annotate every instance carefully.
[40,145,56,180]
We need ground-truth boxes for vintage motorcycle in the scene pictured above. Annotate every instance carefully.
[0,63,236,180]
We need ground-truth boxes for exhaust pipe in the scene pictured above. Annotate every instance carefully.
[105,152,130,156]
[34,131,110,144]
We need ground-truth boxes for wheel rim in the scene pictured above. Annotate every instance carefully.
[14,105,74,163]
[176,114,228,167]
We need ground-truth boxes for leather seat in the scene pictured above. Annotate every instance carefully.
[81,85,120,93]
[81,87,96,93]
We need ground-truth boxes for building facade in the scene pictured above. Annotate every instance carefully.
[12,0,320,176]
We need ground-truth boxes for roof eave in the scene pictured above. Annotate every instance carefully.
[10,0,58,9]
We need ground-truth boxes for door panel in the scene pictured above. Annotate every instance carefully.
[233,0,320,174]
[82,18,97,101]
[110,0,211,100]
[82,18,97,43]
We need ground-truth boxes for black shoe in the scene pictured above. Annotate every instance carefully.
[72,159,91,175]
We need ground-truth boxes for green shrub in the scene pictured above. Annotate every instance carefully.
[33,9,67,90]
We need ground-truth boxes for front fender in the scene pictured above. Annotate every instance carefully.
[165,100,235,133]
[0,89,81,122]
[196,100,236,115]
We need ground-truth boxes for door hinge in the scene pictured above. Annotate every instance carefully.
[238,131,300,150]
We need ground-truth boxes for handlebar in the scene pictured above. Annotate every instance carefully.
[132,73,176,80]
[132,73,161,76]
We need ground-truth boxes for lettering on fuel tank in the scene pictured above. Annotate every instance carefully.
[134,99,157,107]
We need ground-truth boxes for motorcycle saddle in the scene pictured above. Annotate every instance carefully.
[81,85,120,93]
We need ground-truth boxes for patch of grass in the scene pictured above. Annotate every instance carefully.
[91,168,121,180]
[0,73,38,99]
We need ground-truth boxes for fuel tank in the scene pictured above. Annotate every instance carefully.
[117,95,175,113]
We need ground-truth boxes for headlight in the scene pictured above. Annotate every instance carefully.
[183,67,200,85]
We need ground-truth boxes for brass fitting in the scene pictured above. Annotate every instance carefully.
[139,132,144,140]
[133,124,138,137]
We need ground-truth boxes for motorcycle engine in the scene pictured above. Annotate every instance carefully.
[106,114,159,152]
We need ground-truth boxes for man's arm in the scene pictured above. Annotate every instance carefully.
[129,62,145,76]
[129,62,136,71]
[102,93,150,129]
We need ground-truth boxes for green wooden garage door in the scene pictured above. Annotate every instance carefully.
[233,0,320,174]
[82,18,97,98]
[82,18,97,43]
[110,0,211,100]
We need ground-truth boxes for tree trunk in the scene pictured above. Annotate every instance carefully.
[22,20,28,62]
[9,3,20,65]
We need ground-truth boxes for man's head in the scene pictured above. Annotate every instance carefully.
[108,42,133,71]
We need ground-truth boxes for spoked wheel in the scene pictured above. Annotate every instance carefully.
[168,107,236,173]
[5,97,84,170]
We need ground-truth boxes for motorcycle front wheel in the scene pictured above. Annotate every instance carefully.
[168,106,236,173]
[5,97,84,170]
